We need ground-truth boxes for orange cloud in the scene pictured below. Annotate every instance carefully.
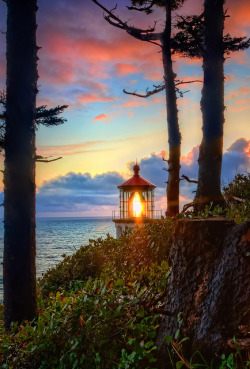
[225,0,250,33]
[245,141,250,159]
[228,105,250,113]
[225,85,250,101]
[157,150,167,159]
[94,114,107,121]
[145,72,163,81]
[120,100,148,108]
[119,96,163,108]
[115,63,139,76]
[37,141,104,157]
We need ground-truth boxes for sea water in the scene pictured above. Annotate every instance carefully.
[0,217,116,303]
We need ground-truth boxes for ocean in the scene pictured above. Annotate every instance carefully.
[0,217,116,303]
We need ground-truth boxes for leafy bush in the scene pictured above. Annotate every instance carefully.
[1,218,249,368]
[222,173,250,200]
[0,262,169,368]
[222,173,250,223]
[181,173,250,223]
[38,219,174,296]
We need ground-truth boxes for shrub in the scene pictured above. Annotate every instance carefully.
[38,219,174,297]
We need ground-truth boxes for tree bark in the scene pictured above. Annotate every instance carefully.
[157,219,250,366]
[194,0,226,211]
[162,0,181,216]
[4,0,38,329]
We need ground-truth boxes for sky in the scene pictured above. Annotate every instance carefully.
[0,0,249,217]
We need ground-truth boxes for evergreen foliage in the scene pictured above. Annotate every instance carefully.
[0,90,68,152]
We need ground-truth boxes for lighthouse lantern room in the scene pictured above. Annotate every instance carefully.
[112,163,162,238]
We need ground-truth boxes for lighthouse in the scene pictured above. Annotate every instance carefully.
[112,163,162,238]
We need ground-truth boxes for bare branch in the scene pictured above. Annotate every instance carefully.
[180,174,198,184]
[92,0,162,47]
[123,83,165,98]
[35,155,62,163]
[123,79,201,99]
[175,79,202,87]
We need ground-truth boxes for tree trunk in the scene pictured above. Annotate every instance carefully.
[194,0,225,211]
[162,1,181,217]
[4,0,38,329]
[157,219,250,366]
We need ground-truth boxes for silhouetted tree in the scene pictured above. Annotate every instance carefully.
[92,0,201,217]
[3,0,67,329]
[4,0,39,329]
[172,1,249,211]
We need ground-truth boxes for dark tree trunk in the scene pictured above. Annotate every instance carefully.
[4,0,38,329]
[162,1,181,216]
[194,0,226,211]
[157,219,250,366]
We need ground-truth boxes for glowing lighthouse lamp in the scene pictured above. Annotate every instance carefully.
[112,163,162,238]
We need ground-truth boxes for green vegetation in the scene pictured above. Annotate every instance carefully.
[182,173,250,223]
[0,175,249,368]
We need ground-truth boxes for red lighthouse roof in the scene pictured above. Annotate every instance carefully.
[118,164,156,189]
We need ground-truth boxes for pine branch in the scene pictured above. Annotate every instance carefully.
[92,0,162,47]
[35,105,68,127]
[173,13,250,58]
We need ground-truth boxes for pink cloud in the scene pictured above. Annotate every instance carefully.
[181,145,200,166]
[46,33,160,66]
[77,94,115,104]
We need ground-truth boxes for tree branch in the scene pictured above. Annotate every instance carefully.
[92,0,162,47]
[180,174,198,184]
[35,155,62,163]
[182,202,194,212]
[123,79,202,99]
[123,83,165,98]
[35,105,68,127]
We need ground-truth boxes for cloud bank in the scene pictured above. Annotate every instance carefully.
[33,138,249,216]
